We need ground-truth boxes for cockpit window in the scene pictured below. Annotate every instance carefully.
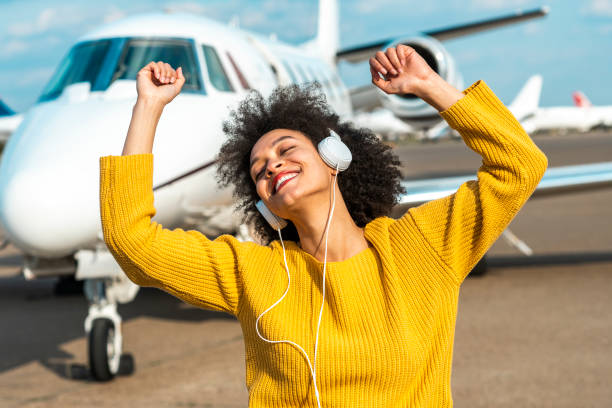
[201,45,234,92]
[111,38,202,92]
[38,40,111,103]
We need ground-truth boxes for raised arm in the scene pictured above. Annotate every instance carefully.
[370,46,548,285]
[100,61,257,316]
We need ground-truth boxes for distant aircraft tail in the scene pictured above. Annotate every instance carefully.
[307,0,339,65]
[509,74,542,122]
[573,91,592,108]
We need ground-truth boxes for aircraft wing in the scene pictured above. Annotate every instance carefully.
[392,161,612,214]
[337,7,549,64]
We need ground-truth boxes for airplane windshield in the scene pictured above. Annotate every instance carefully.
[38,40,112,103]
[201,45,233,92]
[111,38,202,92]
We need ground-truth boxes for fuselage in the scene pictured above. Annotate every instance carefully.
[0,11,352,258]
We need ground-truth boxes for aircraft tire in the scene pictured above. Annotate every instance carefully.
[89,318,118,381]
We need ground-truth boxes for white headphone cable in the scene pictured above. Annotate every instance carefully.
[255,230,322,407]
[313,163,339,390]
[254,163,340,408]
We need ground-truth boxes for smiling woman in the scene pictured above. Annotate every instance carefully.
[100,44,548,407]
[217,82,405,244]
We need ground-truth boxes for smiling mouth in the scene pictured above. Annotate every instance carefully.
[274,172,299,194]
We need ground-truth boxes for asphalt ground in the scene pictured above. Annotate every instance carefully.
[0,130,610,407]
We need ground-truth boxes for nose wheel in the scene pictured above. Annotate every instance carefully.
[84,276,138,381]
[89,318,120,381]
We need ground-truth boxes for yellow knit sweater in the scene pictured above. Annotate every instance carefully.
[99,80,548,407]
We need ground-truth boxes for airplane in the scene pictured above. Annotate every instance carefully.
[428,74,612,139]
[0,0,611,382]
[519,76,612,133]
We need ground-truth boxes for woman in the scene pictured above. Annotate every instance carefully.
[100,45,548,407]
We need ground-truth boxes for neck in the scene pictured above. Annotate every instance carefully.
[289,180,370,263]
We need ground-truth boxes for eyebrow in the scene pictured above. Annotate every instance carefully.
[249,135,296,170]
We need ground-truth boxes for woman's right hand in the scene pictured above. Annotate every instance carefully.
[136,61,185,106]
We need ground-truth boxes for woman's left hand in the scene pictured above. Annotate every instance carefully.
[369,44,436,98]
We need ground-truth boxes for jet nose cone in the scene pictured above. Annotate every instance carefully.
[0,169,99,257]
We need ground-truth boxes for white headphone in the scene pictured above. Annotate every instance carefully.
[254,129,351,408]
[255,129,352,229]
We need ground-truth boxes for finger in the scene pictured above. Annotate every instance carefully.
[165,63,176,84]
[397,44,407,66]
[398,44,415,66]
[375,51,397,76]
[369,57,388,76]
[146,61,160,80]
[174,67,185,88]
[163,63,172,83]
[386,47,402,73]
[370,65,388,91]
[157,61,168,82]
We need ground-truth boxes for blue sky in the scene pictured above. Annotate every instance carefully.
[1,0,611,113]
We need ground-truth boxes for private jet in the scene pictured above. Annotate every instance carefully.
[0,0,611,381]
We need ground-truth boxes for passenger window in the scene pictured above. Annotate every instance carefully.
[111,38,202,92]
[38,40,112,102]
[306,66,321,86]
[282,60,297,83]
[226,52,251,90]
[202,45,234,92]
[294,64,309,83]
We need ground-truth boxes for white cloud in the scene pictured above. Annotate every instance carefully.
[7,8,56,36]
[523,22,541,35]
[583,0,612,16]
[103,5,126,23]
[6,7,84,37]
[599,23,612,33]
[240,10,269,27]
[14,67,55,87]
[0,39,29,57]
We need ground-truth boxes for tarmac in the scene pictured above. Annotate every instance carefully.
[0,130,610,407]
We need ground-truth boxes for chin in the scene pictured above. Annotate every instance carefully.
[272,188,306,216]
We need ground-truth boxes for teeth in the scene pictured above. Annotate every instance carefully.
[275,173,297,193]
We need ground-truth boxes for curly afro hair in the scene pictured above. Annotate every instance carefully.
[216,82,405,245]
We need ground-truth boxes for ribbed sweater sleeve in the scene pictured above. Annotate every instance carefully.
[99,153,253,316]
[393,80,548,285]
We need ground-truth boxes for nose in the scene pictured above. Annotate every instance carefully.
[0,168,97,257]
[266,158,284,177]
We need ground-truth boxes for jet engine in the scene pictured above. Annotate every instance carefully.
[377,36,463,125]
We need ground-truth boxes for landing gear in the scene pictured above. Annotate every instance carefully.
[83,275,139,381]
[88,318,119,381]
[75,247,140,381]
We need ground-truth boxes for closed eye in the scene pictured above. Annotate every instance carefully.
[281,146,295,154]
[254,145,295,180]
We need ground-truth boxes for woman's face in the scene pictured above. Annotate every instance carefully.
[249,128,333,219]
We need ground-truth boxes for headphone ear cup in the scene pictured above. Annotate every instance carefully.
[318,136,352,172]
[255,200,287,230]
